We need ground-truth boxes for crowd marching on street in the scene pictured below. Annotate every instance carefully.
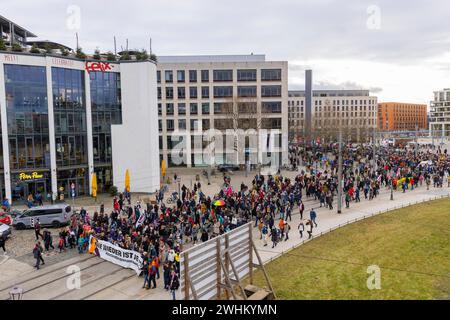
[28,142,450,299]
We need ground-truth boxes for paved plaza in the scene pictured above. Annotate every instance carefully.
[1,166,449,300]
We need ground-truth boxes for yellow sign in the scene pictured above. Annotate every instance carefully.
[19,172,44,181]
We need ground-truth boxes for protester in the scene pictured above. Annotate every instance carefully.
[0,236,6,255]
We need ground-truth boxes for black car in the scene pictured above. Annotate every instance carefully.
[217,164,240,172]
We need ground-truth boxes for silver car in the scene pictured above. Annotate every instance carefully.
[0,222,11,240]
[12,204,73,230]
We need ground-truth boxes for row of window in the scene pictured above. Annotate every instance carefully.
[288,119,377,127]
[160,134,283,151]
[288,99,377,106]
[160,117,282,132]
[288,112,376,118]
[159,101,282,116]
[158,85,282,99]
[289,105,376,112]
[157,69,282,83]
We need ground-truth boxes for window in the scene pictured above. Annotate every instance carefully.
[261,118,282,129]
[214,102,232,114]
[261,69,281,81]
[165,70,173,83]
[189,87,197,99]
[50,67,89,168]
[237,69,257,81]
[213,69,233,82]
[238,118,257,129]
[157,71,161,83]
[178,103,186,115]
[158,120,162,132]
[177,70,185,83]
[157,87,161,99]
[189,70,197,82]
[165,87,174,99]
[202,119,210,130]
[201,70,209,82]
[190,119,199,131]
[190,103,198,115]
[262,101,282,113]
[213,86,233,98]
[166,119,174,131]
[237,86,257,97]
[214,119,234,130]
[177,87,186,99]
[261,85,281,97]
[178,119,186,130]
[158,103,162,116]
[201,86,209,98]
[166,103,174,115]
[202,103,210,114]
[238,102,257,113]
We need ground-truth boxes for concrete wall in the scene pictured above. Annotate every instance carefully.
[111,61,159,193]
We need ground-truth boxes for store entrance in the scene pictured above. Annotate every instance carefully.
[12,180,48,203]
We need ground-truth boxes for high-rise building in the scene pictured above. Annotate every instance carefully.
[157,55,289,168]
[378,102,427,131]
[288,90,378,142]
[429,88,450,137]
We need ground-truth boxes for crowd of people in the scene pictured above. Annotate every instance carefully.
[28,142,450,299]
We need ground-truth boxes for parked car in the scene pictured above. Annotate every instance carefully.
[217,164,240,172]
[12,204,73,230]
[0,222,11,240]
[0,212,11,225]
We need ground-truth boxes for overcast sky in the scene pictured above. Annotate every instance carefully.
[2,0,450,104]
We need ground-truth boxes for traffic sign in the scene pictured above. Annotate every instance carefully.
[71,183,76,198]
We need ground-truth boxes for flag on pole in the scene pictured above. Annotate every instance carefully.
[125,169,130,192]
[161,160,166,178]
[91,173,97,198]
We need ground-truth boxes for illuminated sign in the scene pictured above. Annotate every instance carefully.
[19,172,44,181]
[85,61,112,73]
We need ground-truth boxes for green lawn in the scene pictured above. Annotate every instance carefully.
[251,198,450,299]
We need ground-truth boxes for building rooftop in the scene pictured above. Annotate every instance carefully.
[0,14,37,38]
[26,40,72,51]
[157,54,266,63]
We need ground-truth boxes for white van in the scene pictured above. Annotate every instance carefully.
[12,204,73,229]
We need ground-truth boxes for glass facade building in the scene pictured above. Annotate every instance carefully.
[4,65,51,201]
[52,67,89,197]
[90,71,122,193]
[0,52,159,203]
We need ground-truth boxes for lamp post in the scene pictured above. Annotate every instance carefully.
[390,178,394,200]
[337,129,343,214]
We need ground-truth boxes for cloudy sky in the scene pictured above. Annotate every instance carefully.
[2,0,449,104]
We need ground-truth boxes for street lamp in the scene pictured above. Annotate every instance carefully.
[337,129,343,214]
[390,179,394,200]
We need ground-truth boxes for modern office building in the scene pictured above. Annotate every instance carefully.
[157,55,289,168]
[0,47,159,202]
[288,89,378,142]
[378,102,427,132]
[429,88,450,137]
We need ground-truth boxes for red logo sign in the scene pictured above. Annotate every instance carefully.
[85,61,112,73]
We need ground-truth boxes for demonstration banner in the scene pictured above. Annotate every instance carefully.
[89,236,143,275]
